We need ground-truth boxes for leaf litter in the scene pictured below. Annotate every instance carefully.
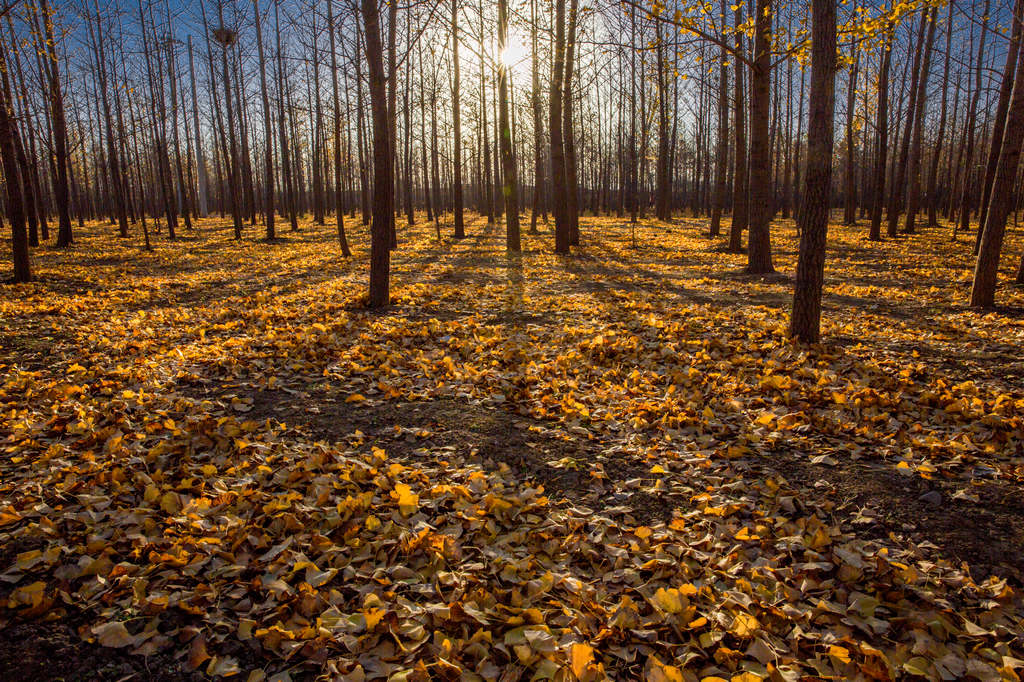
[1,215,1023,680]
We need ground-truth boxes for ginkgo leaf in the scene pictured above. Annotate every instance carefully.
[393,483,419,516]
[570,643,594,678]
[92,621,135,648]
[729,613,759,638]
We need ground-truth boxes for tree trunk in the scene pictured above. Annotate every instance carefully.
[903,7,938,235]
[529,0,544,233]
[956,0,990,238]
[842,46,859,225]
[728,5,747,253]
[869,33,893,242]
[41,0,73,247]
[975,0,1024,250]
[563,0,579,244]
[886,10,928,238]
[926,2,953,228]
[746,0,774,273]
[971,11,1024,307]
[452,0,465,238]
[790,0,836,343]
[550,0,569,253]
[188,37,208,218]
[362,0,392,307]
[497,0,521,252]
[0,43,30,282]
[327,0,351,254]
[709,4,729,239]
[255,0,276,241]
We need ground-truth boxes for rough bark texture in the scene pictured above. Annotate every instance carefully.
[254,0,276,241]
[0,44,30,282]
[745,0,774,273]
[971,20,1024,308]
[362,0,392,307]
[869,34,892,242]
[42,0,73,247]
[327,0,351,255]
[790,0,836,343]
[497,0,521,252]
[728,6,748,253]
[452,0,465,239]
[550,0,569,254]
[709,11,729,239]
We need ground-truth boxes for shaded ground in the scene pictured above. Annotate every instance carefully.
[0,616,204,682]
[179,382,680,526]
[761,450,1024,585]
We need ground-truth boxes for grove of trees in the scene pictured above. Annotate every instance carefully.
[3,0,1024,339]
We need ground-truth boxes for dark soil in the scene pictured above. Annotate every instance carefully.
[761,450,1024,585]
[0,617,204,682]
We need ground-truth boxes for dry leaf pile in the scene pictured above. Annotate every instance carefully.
[1,215,1023,681]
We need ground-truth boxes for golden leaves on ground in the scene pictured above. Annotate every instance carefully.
[0,215,1022,680]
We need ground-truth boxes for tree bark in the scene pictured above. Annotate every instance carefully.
[975,0,1024,250]
[903,7,938,235]
[362,0,392,307]
[790,0,836,343]
[327,0,351,254]
[452,0,465,238]
[529,0,544,233]
[709,3,729,239]
[255,0,276,241]
[550,0,569,253]
[728,5,748,253]
[497,0,521,252]
[41,0,73,247]
[0,42,30,282]
[745,0,774,273]
[563,0,579,244]
[869,32,892,242]
[971,14,1024,307]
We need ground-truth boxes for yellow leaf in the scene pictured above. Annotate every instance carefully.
[570,642,595,678]
[729,612,759,638]
[735,526,760,541]
[829,645,851,664]
[364,607,385,630]
[393,483,419,516]
[635,526,653,540]
[653,587,686,614]
[345,393,366,403]
[647,656,685,682]
[650,464,667,474]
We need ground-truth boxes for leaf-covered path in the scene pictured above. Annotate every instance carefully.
[2,215,1023,681]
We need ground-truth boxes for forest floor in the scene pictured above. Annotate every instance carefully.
[1,212,1023,681]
